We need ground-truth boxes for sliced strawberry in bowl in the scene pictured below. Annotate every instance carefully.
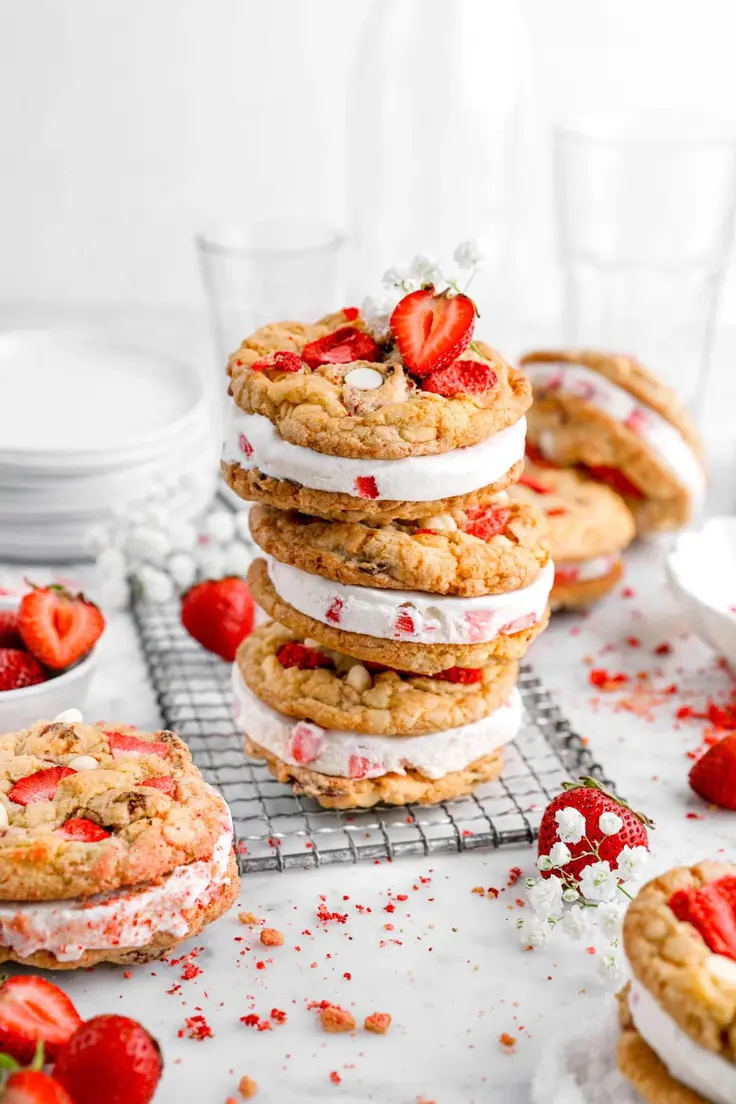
[8,766,77,806]
[302,327,379,368]
[56,817,110,842]
[0,975,82,1064]
[0,648,46,692]
[390,287,475,377]
[106,732,170,760]
[0,610,22,649]
[421,359,497,397]
[17,585,105,672]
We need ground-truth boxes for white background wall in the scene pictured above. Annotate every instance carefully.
[2,0,736,325]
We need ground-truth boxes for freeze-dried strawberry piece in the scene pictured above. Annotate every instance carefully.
[354,476,379,499]
[524,442,556,468]
[252,350,304,373]
[238,434,254,459]
[421,359,497,397]
[463,610,497,643]
[277,643,333,670]
[289,723,323,764]
[518,473,552,495]
[624,408,648,434]
[463,507,511,542]
[554,566,581,585]
[669,876,736,960]
[393,608,415,636]
[302,327,379,368]
[586,466,644,500]
[342,307,360,321]
[348,755,374,780]
[433,666,483,684]
[325,598,343,625]
[546,507,567,517]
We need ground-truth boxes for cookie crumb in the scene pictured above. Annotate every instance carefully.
[260,927,284,947]
[239,1075,258,1099]
[320,1005,356,1033]
[239,912,260,926]
[364,1012,391,1034]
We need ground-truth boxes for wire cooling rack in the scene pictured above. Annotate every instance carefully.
[131,596,613,873]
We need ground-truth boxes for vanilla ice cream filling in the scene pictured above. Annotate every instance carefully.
[0,802,234,962]
[223,408,527,502]
[629,979,736,1104]
[523,362,705,505]
[553,554,619,585]
[266,556,553,645]
[233,667,522,780]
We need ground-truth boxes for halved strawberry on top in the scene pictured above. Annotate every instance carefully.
[390,287,475,377]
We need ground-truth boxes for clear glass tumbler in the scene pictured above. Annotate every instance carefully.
[196,218,346,368]
[554,112,736,407]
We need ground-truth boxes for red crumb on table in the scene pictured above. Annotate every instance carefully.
[364,1012,392,1034]
[178,1014,213,1041]
[626,637,640,648]
[589,669,629,691]
[320,1005,357,1033]
[654,642,672,655]
[238,912,261,926]
[239,1076,258,1099]
[330,1072,341,1085]
[507,867,523,886]
[181,962,203,981]
[343,972,352,980]
[498,1033,517,1050]
[271,1008,287,1024]
[317,905,348,924]
[260,928,284,947]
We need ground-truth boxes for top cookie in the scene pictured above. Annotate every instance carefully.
[508,462,635,562]
[0,719,229,901]
[623,861,736,1060]
[227,307,531,460]
[521,349,705,532]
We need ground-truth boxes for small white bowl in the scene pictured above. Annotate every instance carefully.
[0,594,98,733]
[666,516,736,670]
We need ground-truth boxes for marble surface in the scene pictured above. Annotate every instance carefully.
[2,533,732,1104]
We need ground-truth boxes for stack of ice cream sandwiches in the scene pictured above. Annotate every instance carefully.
[222,287,554,808]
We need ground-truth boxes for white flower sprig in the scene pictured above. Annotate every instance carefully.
[360,239,487,340]
[517,803,650,988]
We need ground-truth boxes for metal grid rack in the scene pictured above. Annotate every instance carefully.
[132,598,613,873]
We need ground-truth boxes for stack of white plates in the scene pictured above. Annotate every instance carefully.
[0,331,218,562]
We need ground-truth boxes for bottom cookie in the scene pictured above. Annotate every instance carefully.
[0,852,240,971]
[618,1024,708,1104]
[551,559,624,611]
[246,736,504,809]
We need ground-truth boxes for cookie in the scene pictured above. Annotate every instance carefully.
[248,556,551,675]
[222,409,526,523]
[227,308,531,460]
[245,737,505,810]
[0,718,232,901]
[236,620,519,736]
[508,462,634,609]
[618,861,736,1103]
[521,350,705,532]
[248,500,550,598]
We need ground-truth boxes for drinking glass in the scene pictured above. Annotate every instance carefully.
[196,218,346,368]
[554,112,736,408]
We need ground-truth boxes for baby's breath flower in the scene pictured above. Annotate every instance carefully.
[598,811,623,836]
[527,875,563,921]
[578,861,619,903]
[536,854,553,872]
[559,905,592,941]
[554,806,586,845]
[408,253,444,285]
[453,238,486,270]
[517,917,551,950]
[548,841,572,868]
[597,950,627,989]
[595,900,626,941]
[616,845,649,882]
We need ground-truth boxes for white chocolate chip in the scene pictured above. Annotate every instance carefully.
[706,955,736,988]
[304,638,323,651]
[417,514,458,532]
[493,491,510,505]
[67,755,99,771]
[53,708,83,725]
[0,805,8,829]
[344,367,384,391]
[345,664,373,693]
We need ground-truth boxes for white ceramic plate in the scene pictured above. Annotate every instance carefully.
[666,516,736,670]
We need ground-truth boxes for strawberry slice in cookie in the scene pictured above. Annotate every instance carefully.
[390,287,475,377]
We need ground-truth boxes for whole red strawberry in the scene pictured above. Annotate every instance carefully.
[0,648,46,692]
[0,976,82,1064]
[53,1015,162,1104]
[390,287,475,377]
[537,777,652,881]
[17,585,105,671]
[689,733,736,810]
[181,577,255,661]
